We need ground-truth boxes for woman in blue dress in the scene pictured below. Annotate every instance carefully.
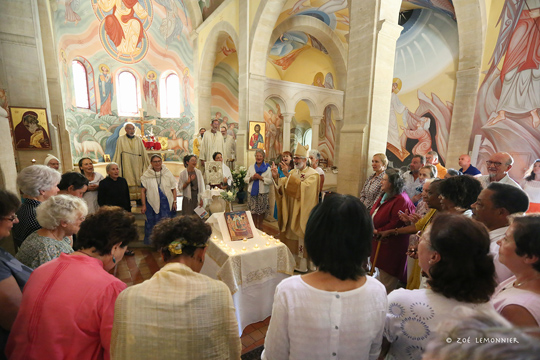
[140,155,177,244]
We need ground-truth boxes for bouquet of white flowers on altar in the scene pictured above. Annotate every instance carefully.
[232,166,247,192]
[220,189,237,202]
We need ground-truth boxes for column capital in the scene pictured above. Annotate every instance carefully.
[311,115,323,125]
[282,112,295,122]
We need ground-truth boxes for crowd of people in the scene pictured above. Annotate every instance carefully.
[1,133,540,359]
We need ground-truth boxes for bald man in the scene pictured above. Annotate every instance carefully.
[478,152,520,188]
[458,154,481,176]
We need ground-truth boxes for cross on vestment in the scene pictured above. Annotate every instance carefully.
[131,109,156,136]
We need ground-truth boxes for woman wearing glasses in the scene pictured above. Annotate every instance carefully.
[0,190,33,360]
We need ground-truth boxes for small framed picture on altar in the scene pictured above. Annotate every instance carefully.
[9,107,52,150]
[225,211,254,241]
[205,160,223,185]
[248,121,265,151]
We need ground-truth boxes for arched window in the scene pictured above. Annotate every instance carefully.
[117,71,139,116]
[72,60,90,109]
[160,72,180,118]
[303,128,312,152]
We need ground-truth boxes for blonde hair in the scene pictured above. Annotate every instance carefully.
[373,153,388,167]
[421,164,438,178]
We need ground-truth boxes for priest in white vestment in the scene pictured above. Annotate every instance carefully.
[272,143,320,272]
[199,119,225,167]
[112,122,150,198]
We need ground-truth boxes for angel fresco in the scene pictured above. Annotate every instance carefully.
[92,0,153,64]
[484,0,540,129]
[154,0,185,47]
[143,70,159,116]
[65,0,81,24]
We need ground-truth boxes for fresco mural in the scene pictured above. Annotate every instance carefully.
[211,37,239,133]
[386,8,458,168]
[51,0,195,163]
[268,31,337,88]
[472,0,540,179]
[199,0,226,21]
[263,98,284,160]
[318,105,336,166]
[277,0,349,46]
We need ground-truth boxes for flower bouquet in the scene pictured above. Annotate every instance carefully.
[232,166,248,204]
[220,189,237,212]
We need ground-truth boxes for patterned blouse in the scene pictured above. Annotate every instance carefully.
[15,232,73,269]
[359,172,385,210]
[384,288,494,360]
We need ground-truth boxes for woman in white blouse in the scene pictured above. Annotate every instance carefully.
[263,194,388,360]
[383,214,496,360]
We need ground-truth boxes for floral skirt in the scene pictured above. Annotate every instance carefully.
[248,193,269,215]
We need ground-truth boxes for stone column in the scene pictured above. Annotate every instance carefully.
[337,0,402,196]
[282,112,294,152]
[311,116,323,151]
[333,118,343,167]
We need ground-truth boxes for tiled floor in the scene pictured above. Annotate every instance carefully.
[113,219,282,354]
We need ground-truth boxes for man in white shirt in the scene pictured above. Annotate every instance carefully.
[199,119,225,167]
[402,154,425,200]
[478,152,521,188]
[471,182,529,283]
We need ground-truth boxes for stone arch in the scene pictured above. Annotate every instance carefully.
[197,21,240,128]
[269,15,348,90]
[291,96,318,117]
[320,102,342,119]
[183,0,203,29]
[445,0,487,167]
[264,94,288,114]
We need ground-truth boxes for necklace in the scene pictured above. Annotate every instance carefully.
[514,276,540,288]
[154,169,162,187]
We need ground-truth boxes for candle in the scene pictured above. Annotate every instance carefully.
[213,236,218,241]
[230,249,236,255]
[266,241,271,247]
[261,232,267,237]
[254,244,259,249]
[269,235,274,240]
[242,238,248,243]
[275,239,280,244]
[242,246,247,252]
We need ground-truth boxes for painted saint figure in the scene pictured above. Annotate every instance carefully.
[250,124,264,150]
[97,0,149,60]
[14,111,50,149]
[388,78,408,159]
[143,70,158,116]
[182,68,192,118]
[98,64,113,116]
[486,0,540,128]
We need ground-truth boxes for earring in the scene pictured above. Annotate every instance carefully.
[112,255,116,264]
[428,259,434,264]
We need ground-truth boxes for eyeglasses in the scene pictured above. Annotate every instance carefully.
[486,161,503,167]
[2,214,18,222]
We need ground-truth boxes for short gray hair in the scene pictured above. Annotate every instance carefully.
[106,162,119,173]
[17,165,62,197]
[309,150,321,162]
[36,194,88,229]
[424,307,540,360]
[255,149,265,157]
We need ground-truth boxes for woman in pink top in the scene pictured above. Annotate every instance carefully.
[6,207,138,360]
[492,214,540,327]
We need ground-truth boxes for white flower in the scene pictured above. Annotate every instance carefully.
[227,191,233,196]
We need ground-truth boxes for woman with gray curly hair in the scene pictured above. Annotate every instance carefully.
[12,165,61,249]
[16,195,87,269]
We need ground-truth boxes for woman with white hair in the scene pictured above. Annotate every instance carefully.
[43,154,60,171]
[16,195,88,269]
[308,150,325,200]
[97,162,131,212]
[12,165,61,249]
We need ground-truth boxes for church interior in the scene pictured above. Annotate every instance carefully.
[1,0,540,358]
